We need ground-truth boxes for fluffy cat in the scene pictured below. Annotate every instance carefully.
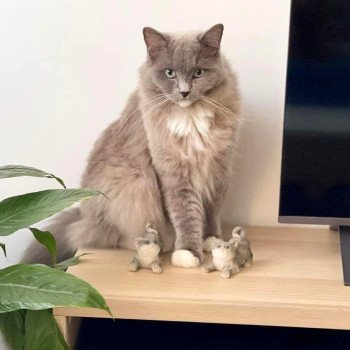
[129,223,163,273]
[22,24,240,268]
[203,238,240,279]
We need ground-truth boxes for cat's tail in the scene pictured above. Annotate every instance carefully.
[231,226,246,239]
[21,207,81,265]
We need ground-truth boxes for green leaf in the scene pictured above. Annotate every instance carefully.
[24,309,68,350]
[0,264,111,316]
[29,228,57,265]
[0,188,100,236]
[0,165,66,188]
[55,253,91,271]
[0,242,6,257]
[0,310,26,350]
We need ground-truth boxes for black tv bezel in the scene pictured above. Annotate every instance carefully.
[278,0,350,226]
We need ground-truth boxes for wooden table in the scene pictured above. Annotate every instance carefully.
[54,226,350,348]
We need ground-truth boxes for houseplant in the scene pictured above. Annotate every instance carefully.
[0,165,111,350]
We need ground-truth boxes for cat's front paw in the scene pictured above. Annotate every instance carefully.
[221,270,232,279]
[243,260,252,268]
[171,250,200,268]
[202,266,212,273]
[151,264,162,274]
[129,263,138,272]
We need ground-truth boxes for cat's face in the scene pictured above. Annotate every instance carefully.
[212,238,237,260]
[135,231,161,252]
[142,24,225,107]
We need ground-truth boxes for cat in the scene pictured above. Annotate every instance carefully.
[231,226,253,267]
[22,24,240,268]
[129,223,163,273]
[203,237,240,279]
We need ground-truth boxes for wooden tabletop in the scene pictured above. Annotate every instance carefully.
[53,226,350,330]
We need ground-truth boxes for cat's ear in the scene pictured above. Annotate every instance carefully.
[229,238,239,248]
[231,233,241,241]
[213,238,220,244]
[199,24,224,56]
[232,226,245,238]
[143,27,168,59]
[135,237,143,247]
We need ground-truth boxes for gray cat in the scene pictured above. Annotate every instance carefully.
[203,238,240,279]
[231,226,253,268]
[23,24,240,268]
[129,223,163,273]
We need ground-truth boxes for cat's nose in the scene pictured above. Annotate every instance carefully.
[180,91,190,98]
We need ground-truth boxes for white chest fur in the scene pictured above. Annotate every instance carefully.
[165,102,216,199]
[212,253,235,271]
[137,245,160,267]
[166,103,214,143]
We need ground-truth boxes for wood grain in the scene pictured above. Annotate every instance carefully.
[55,316,80,349]
[53,226,350,330]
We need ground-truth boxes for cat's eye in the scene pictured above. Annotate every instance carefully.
[144,240,149,245]
[225,246,230,250]
[193,69,205,78]
[164,69,176,79]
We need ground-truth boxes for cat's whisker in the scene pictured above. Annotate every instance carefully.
[128,92,175,132]
[119,93,169,130]
[200,96,239,119]
[134,99,169,131]
[201,96,238,115]
[200,95,237,116]
[141,98,169,122]
[127,98,169,132]
[203,99,244,127]
[200,96,245,127]
[201,95,247,122]
[163,93,176,103]
[199,97,234,125]
[199,95,232,116]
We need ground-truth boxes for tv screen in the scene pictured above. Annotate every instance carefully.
[279,0,350,224]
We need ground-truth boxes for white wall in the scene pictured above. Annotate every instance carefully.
[0,0,292,269]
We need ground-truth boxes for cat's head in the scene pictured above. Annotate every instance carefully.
[141,24,225,107]
[212,238,238,260]
[135,223,162,253]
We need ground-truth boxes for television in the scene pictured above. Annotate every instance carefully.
[279,0,350,285]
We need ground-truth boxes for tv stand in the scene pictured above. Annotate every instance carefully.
[55,225,350,348]
[339,226,350,286]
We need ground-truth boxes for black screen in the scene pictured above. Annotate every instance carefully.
[279,0,350,223]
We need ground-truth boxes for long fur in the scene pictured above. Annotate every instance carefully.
[22,24,240,267]
[21,208,81,264]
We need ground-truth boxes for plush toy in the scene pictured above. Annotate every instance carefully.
[231,226,253,268]
[203,226,253,278]
[203,235,218,253]
[129,223,163,273]
[202,237,240,278]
